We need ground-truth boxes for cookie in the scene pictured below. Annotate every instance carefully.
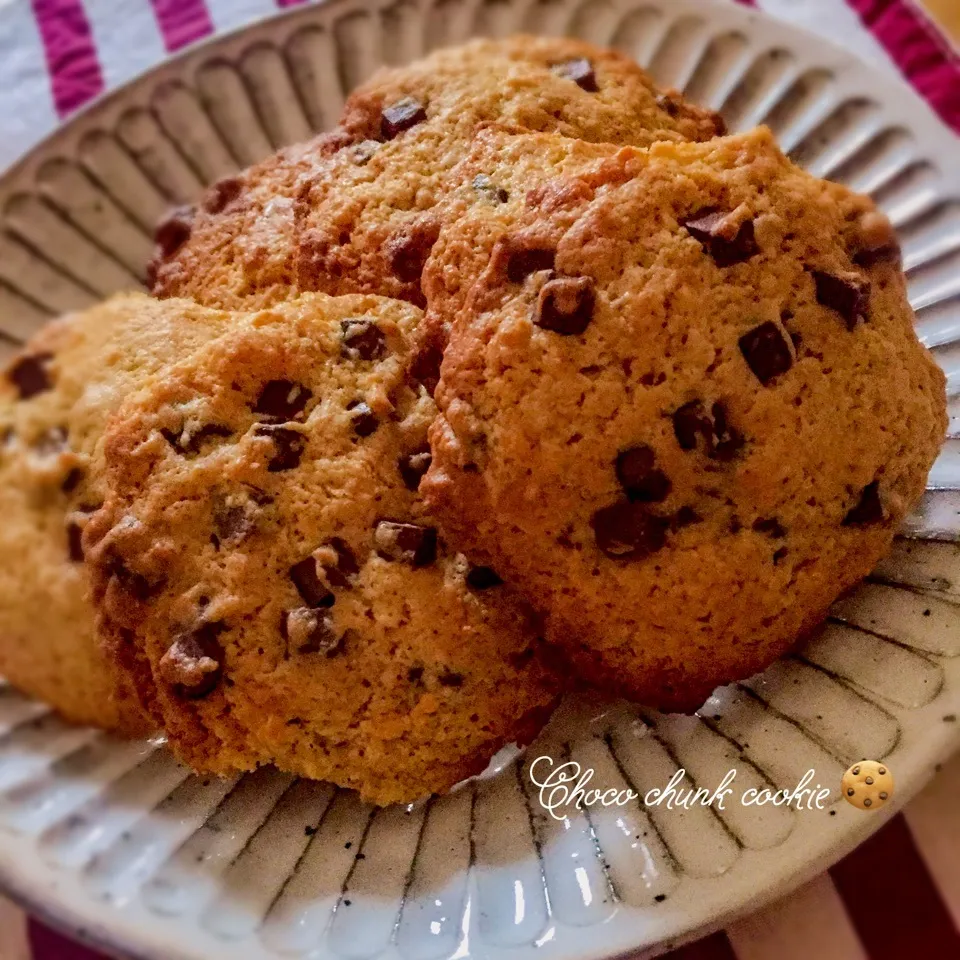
[84,293,562,804]
[0,293,233,733]
[422,127,946,711]
[841,761,893,810]
[149,35,724,311]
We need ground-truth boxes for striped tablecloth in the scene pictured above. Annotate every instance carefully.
[0,0,958,957]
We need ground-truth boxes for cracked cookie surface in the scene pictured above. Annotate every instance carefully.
[149,35,724,312]
[85,293,561,804]
[422,128,946,710]
[0,293,233,733]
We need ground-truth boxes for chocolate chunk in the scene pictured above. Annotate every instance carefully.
[381,97,427,139]
[153,205,195,260]
[753,517,786,538]
[615,445,671,502]
[161,423,232,456]
[66,521,84,562]
[853,245,901,268]
[290,556,335,608]
[347,401,378,437]
[506,246,556,283]
[341,319,386,361]
[399,448,432,491]
[843,481,886,526]
[34,426,68,456]
[672,400,743,460]
[410,341,443,396]
[202,175,243,214]
[254,424,306,472]
[655,91,681,117]
[386,218,440,283]
[407,665,424,683]
[253,380,312,421]
[473,174,509,203]
[105,549,157,603]
[672,506,701,529]
[8,353,53,400]
[160,624,225,698]
[374,521,437,566]
[739,321,793,385]
[535,276,595,335]
[773,547,788,565]
[552,58,598,92]
[284,607,344,656]
[61,466,84,494]
[592,501,668,559]
[322,538,359,588]
[813,270,871,330]
[684,210,759,267]
[466,566,503,590]
[212,490,267,547]
[438,669,464,688]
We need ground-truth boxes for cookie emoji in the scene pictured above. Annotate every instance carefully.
[84,293,562,805]
[842,761,894,810]
[149,36,724,311]
[0,294,233,733]
[422,127,946,711]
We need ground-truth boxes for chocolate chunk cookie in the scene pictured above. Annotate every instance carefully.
[422,127,946,710]
[149,35,724,311]
[84,294,561,804]
[0,294,233,733]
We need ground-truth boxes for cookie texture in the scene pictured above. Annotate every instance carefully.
[423,127,947,710]
[84,294,561,804]
[0,294,232,733]
[149,35,724,311]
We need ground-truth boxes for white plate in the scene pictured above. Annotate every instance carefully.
[0,1,958,958]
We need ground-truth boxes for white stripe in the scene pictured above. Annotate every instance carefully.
[726,874,868,960]
[206,0,279,34]
[82,0,167,92]
[0,3,59,174]
[904,752,960,930]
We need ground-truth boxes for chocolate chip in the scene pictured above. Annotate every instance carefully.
[202,175,243,214]
[853,244,901,268]
[410,342,443,396]
[773,547,788,565]
[212,491,267,547]
[552,58,598,92]
[473,174,509,203]
[672,506,701,529]
[672,400,743,460]
[813,270,871,330]
[254,424,306,472]
[438,670,464,687]
[738,321,793,385]
[341,319,385,361]
[161,423,232,457]
[506,246,555,283]
[381,97,427,139]
[153,205,195,260]
[33,426,67,456]
[8,353,53,400]
[160,624,225,698]
[290,556,335,608]
[753,517,786,538]
[655,92,681,117]
[535,276,595,335]
[466,566,503,590]
[684,210,759,267]
[322,538,359,588]
[615,445,671,502]
[283,607,344,656]
[253,380,312,421]
[348,140,380,165]
[374,521,437,566]
[105,550,158,602]
[66,521,84,562]
[399,448,432,491]
[61,467,84,494]
[843,481,886,526]
[592,501,668,559]
[347,401,378,437]
[407,665,424,683]
[386,217,441,284]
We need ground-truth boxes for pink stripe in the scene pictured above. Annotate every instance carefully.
[149,0,214,53]
[846,0,960,135]
[30,0,104,117]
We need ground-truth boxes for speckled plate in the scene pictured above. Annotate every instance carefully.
[0,1,958,958]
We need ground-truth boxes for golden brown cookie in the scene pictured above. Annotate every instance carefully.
[84,294,562,804]
[422,127,946,711]
[149,36,724,311]
[0,293,233,733]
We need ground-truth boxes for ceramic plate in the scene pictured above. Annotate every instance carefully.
[0,0,958,958]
